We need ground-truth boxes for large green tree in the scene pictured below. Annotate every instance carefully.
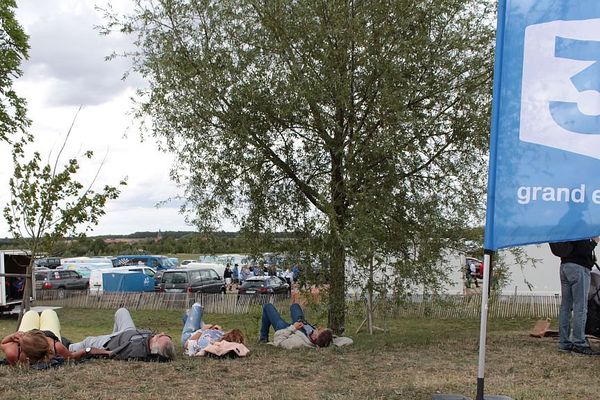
[104,0,495,332]
[0,0,29,143]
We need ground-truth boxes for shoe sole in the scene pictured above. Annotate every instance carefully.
[571,348,599,356]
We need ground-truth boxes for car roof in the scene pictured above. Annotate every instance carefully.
[245,276,272,281]
[164,267,218,272]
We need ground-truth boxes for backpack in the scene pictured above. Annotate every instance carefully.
[549,242,573,258]
[586,287,600,337]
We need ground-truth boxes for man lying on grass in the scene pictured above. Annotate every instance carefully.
[258,303,352,349]
[69,308,176,362]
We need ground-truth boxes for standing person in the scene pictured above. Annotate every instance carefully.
[232,264,240,288]
[240,265,251,283]
[554,237,600,355]
[469,261,479,288]
[223,264,233,291]
[284,267,294,287]
[69,308,176,362]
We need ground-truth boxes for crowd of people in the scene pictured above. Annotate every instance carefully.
[223,262,301,291]
[0,300,352,367]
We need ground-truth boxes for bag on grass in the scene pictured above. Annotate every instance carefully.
[586,288,600,337]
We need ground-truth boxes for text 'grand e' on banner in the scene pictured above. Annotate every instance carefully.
[485,0,600,250]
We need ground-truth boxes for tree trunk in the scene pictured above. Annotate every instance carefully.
[328,235,346,334]
[15,260,33,330]
[368,255,374,335]
[327,140,347,334]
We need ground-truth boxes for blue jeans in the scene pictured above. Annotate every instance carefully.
[559,262,591,349]
[259,303,305,341]
[181,303,204,346]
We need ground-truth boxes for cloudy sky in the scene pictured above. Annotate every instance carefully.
[0,0,196,237]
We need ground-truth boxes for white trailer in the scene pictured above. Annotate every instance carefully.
[0,251,33,312]
[88,266,157,295]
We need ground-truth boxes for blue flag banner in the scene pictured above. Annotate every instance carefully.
[485,0,600,250]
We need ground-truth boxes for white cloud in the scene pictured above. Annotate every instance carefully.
[17,0,144,106]
[0,0,193,238]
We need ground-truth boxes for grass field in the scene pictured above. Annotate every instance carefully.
[0,308,597,400]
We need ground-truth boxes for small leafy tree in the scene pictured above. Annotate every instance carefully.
[3,113,126,325]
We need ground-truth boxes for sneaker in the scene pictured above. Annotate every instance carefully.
[571,346,600,356]
[257,338,268,344]
[558,346,572,354]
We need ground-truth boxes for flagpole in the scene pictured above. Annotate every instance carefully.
[476,250,493,400]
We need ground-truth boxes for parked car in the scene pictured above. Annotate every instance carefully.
[185,262,225,279]
[35,269,89,298]
[113,255,173,271]
[61,257,113,270]
[157,267,225,294]
[237,276,290,300]
[59,263,113,278]
[34,257,61,269]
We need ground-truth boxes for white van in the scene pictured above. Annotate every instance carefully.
[61,257,113,269]
[89,266,156,295]
[186,262,226,279]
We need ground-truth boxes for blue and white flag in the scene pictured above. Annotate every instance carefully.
[485,0,600,250]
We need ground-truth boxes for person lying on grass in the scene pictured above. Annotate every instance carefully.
[181,302,247,357]
[0,309,110,366]
[258,303,352,349]
[68,308,176,362]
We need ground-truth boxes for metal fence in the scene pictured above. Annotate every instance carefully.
[33,290,562,319]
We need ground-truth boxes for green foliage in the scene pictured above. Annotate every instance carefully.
[3,111,126,317]
[4,143,125,251]
[0,0,30,143]
[0,231,296,258]
[102,0,496,331]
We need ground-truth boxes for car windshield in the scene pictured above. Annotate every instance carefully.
[160,257,175,267]
[75,267,91,278]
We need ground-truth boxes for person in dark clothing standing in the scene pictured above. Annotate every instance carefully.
[223,264,233,291]
[557,237,600,355]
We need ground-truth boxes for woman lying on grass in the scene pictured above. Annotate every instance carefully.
[181,303,247,357]
[0,309,110,366]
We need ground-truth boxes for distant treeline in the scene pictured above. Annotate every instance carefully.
[0,231,302,257]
